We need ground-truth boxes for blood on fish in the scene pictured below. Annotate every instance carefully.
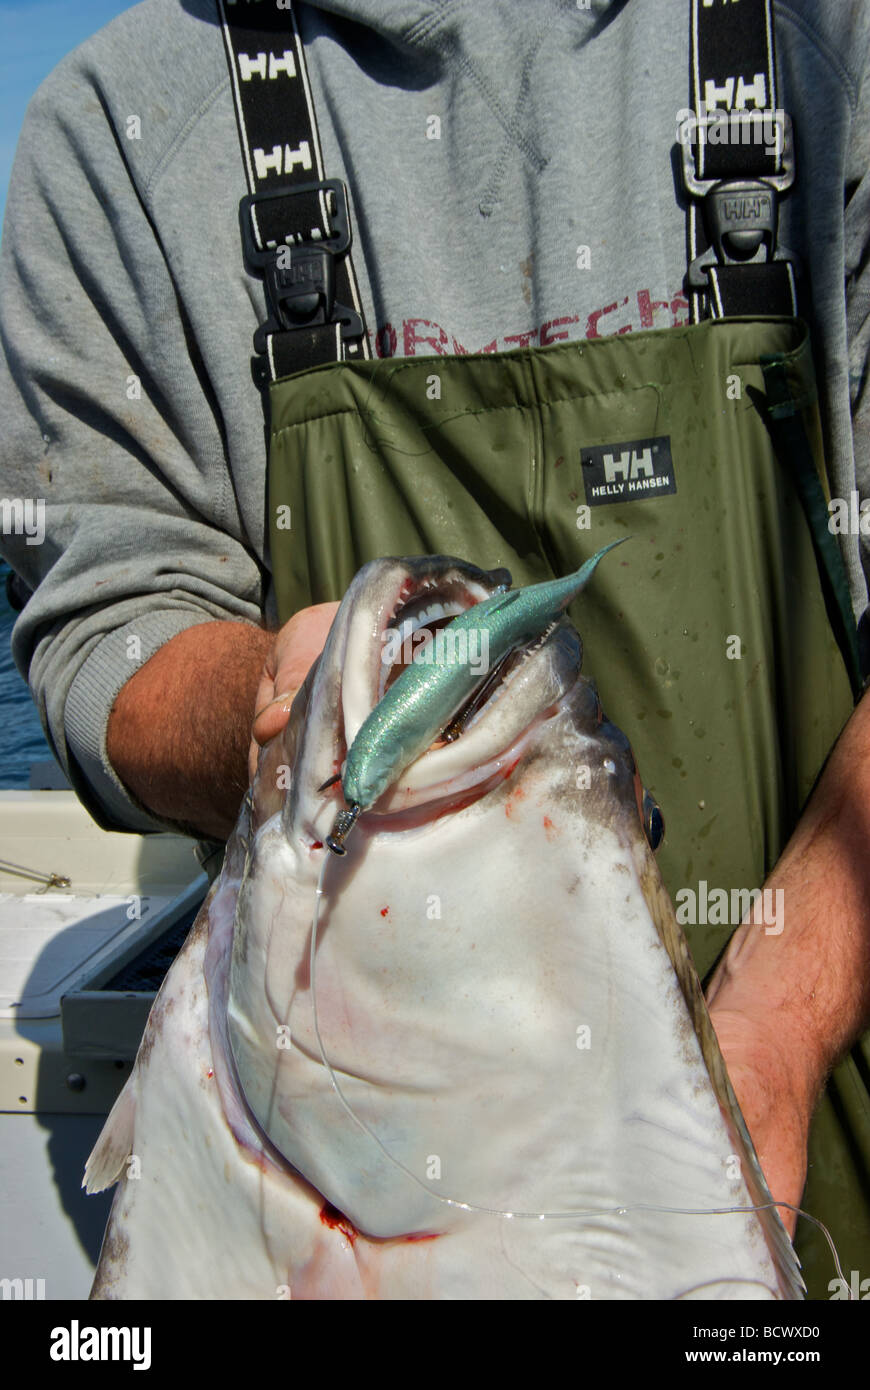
[320,1201,358,1245]
[311,841,323,851]
[404,1232,441,1243]
[380,907,389,917]
[502,759,526,818]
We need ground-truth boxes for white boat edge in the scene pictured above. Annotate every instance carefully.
[0,786,208,1301]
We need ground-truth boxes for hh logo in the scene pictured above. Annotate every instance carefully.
[721,192,771,223]
[239,50,297,82]
[604,448,654,484]
[253,141,312,181]
[284,258,326,290]
[704,72,767,111]
[581,436,676,507]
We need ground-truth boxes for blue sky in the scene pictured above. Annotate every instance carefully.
[0,0,136,226]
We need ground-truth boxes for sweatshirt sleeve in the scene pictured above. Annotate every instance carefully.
[0,53,267,834]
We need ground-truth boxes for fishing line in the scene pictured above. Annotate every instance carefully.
[308,856,848,1293]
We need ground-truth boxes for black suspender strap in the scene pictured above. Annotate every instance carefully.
[218,0,370,384]
[682,0,798,322]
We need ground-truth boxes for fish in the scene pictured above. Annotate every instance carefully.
[84,553,803,1300]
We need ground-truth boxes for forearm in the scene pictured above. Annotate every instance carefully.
[707,687,870,1106]
[107,621,273,841]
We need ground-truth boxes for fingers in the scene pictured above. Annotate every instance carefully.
[248,601,342,773]
[248,739,259,787]
[252,688,299,748]
[248,689,299,782]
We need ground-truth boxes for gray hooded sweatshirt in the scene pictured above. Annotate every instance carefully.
[0,0,869,833]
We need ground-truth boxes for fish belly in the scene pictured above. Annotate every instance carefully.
[228,741,784,1299]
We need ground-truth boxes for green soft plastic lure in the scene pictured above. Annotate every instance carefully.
[326,540,627,853]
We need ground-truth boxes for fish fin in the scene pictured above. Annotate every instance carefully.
[487,590,521,613]
[317,772,342,793]
[637,854,806,1301]
[83,1078,137,1195]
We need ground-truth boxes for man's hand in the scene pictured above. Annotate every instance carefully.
[107,604,338,841]
[705,686,870,1242]
[708,1006,813,1238]
[249,602,338,780]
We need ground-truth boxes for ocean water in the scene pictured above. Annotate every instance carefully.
[0,560,53,786]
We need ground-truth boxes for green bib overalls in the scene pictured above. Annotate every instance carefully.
[219,0,869,1299]
[265,316,867,1299]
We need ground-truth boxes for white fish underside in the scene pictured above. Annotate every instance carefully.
[85,558,802,1300]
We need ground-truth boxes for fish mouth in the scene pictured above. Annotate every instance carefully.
[326,560,582,829]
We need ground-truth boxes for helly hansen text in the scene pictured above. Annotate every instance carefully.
[581,436,677,507]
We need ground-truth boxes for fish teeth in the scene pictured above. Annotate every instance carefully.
[386,600,465,644]
[417,602,445,625]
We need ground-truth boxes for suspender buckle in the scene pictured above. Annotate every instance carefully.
[682,111,797,288]
[239,180,363,351]
[260,242,337,336]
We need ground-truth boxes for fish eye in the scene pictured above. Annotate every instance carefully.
[642,790,665,851]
